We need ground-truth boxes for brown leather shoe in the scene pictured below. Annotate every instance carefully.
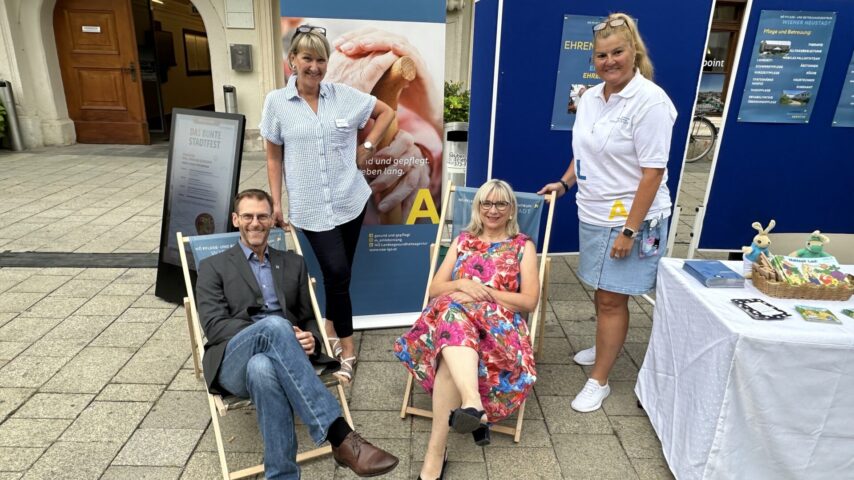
[332,431,399,477]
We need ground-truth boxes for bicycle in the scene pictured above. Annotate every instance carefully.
[685,115,718,163]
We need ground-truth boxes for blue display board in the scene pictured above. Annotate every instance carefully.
[279,0,446,328]
[737,10,836,124]
[699,0,854,250]
[550,15,602,131]
[832,50,854,127]
[468,0,714,253]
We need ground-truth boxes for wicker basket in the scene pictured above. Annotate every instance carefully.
[751,258,854,301]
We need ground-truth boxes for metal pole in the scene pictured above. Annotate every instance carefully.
[223,85,238,114]
[0,80,25,151]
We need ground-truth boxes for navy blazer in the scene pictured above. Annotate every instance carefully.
[195,244,338,394]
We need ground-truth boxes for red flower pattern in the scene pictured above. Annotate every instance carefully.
[394,232,537,422]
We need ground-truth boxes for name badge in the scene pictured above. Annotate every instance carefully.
[335,119,348,128]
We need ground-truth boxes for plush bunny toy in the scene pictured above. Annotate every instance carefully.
[790,230,832,258]
[741,220,776,278]
[742,219,776,262]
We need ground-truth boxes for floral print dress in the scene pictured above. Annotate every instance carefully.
[394,231,537,422]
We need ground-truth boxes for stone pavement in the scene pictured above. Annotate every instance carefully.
[0,145,716,479]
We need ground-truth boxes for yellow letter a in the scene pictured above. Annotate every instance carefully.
[405,189,440,225]
[608,200,629,220]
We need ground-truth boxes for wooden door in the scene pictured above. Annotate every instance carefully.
[54,0,149,144]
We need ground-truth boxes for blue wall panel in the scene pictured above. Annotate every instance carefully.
[699,0,854,249]
[467,0,499,185]
[469,0,713,252]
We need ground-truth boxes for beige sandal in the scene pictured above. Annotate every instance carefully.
[334,356,357,383]
[328,337,344,358]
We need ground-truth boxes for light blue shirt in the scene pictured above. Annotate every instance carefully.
[259,76,376,232]
[238,241,282,314]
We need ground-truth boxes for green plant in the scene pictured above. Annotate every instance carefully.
[444,81,470,123]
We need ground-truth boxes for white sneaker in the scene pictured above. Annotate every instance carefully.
[571,378,610,412]
[572,346,596,366]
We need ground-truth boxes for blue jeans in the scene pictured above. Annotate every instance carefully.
[217,316,341,480]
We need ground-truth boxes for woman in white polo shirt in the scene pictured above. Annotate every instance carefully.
[539,13,676,413]
[261,25,395,383]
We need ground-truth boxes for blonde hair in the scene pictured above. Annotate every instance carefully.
[594,13,654,80]
[287,29,331,68]
[465,179,520,237]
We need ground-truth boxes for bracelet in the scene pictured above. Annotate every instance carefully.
[559,180,570,193]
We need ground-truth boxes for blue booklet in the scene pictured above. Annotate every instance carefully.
[683,260,745,288]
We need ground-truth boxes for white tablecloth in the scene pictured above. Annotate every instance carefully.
[635,258,854,480]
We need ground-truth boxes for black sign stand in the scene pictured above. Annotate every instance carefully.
[155,108,245,303]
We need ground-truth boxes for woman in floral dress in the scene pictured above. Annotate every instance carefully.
[395,179,539,480]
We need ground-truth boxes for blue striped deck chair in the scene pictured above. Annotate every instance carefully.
[399,184,556,443]
[177,228,351,479]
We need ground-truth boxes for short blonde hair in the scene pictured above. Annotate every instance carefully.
[287,28,330,67]
[593,13,654,80]
[465,179,520,237]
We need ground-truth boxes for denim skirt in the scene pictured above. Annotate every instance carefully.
[577,217,669,295]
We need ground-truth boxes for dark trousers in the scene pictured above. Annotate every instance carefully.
[302,206,366,338]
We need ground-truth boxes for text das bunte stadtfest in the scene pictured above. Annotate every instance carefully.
[188,127,222,149]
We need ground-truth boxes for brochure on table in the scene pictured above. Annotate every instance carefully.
[737,10,836,124]
[679,260,854,325]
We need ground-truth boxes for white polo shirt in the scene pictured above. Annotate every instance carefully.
[259,76,376,232]
[572,71,676,227]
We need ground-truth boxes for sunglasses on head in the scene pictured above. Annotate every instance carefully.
[593,18,627,32]
[292,25,326,41]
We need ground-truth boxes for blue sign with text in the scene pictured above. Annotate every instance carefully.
[832,51,854,127]
[550,15,602,131]
[737,10,836,124]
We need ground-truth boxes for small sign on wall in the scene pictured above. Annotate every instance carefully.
[225,0,255,29]
[81,25,101,33]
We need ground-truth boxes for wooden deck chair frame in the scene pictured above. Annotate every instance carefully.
[398,184,556,443]
[178,228,353,480]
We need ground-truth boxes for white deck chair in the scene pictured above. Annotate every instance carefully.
[178,228,352,480]
[398,184,556,442]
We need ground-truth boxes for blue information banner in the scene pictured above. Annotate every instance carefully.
[737,10,836,124]
[550,15,601,131]
[280,0,444,23]
[281,0,446,329]
[832,51,854,127]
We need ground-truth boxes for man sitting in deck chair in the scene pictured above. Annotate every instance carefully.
[196,189,398,479]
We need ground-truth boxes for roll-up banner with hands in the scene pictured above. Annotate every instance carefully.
[279,0,445,328]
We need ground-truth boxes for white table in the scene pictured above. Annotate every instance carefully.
[635,258,854,480]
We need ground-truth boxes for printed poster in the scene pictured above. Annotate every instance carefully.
[550,15,602,131]
[280,0,445,328]
[162,111,242,267]
[832,51,854,127]
[737,10,836,124]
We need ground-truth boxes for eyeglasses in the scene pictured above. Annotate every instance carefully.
[593,18,627,32]
[238,213,273,224]
[480,201,511,212]
[292,24,327,41]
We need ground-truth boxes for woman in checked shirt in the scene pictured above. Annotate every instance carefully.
[261,25,395,383]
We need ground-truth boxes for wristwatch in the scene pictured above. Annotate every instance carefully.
[621,226,638,239]
[362,140,375,151]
